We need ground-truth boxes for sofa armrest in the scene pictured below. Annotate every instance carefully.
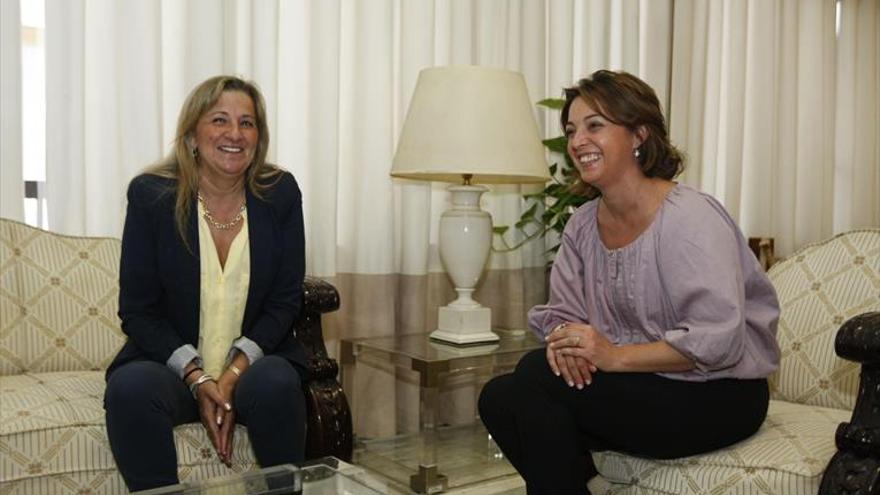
[819,312,880,494]
[293,277,353,462]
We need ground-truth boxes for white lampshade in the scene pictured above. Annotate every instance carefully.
[391,66,550,184]
[390,66,549,346]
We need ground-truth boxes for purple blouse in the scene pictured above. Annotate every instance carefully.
[528,184,781,381]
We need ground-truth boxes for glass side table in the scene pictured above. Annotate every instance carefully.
[134,457,384,495]
[340,330,543,493]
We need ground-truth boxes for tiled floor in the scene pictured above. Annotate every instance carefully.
[445,477,525,495]
[351,422,526,494]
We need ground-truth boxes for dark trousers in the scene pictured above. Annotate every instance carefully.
[104,356,307,491]
[478,349,769,495]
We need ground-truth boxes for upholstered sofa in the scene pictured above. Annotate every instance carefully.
[588,229,880,495]
[0,218,353,494]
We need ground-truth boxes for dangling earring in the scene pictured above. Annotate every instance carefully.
[192,147,199,159]
[633,148,641,159]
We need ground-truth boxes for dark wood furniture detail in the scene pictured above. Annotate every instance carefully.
[295,277,353,462]
[748,237,776,271]
[819,312,880,494]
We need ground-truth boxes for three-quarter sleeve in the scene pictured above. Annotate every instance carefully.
[528,209,592,339]
[658,199,750,372]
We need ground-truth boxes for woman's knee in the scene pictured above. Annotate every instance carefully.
[236,357,304,409]
[478,374,516,421]
[514,348,552,380]
[104,361,176,413]
[252,357,301,388]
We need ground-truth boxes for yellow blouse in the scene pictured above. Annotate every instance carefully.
[197,202,251,377]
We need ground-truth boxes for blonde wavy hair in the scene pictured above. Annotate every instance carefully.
[147,75,281,246]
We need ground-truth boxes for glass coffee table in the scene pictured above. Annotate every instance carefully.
[341,330,543,493]
[135,457,384,495]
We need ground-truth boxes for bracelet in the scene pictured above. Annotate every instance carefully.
[227,364,242,377]
[183,367,203,382]
[189,373,214,399]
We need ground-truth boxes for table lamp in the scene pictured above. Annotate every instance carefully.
[390,66,549,344]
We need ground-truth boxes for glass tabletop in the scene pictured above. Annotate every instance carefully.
[297,457,385,495]
[134,457,383,495]
[348,330,544,363]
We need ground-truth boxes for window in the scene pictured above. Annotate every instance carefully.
[836,0,842,37]
[21,0,46,228]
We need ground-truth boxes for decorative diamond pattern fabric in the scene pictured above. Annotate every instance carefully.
[766,230,879,409]
[0,220,124,374]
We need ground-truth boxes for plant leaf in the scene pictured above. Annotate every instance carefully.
[514,218,533,230]
[542,137,568,154]
[536,98,565,110]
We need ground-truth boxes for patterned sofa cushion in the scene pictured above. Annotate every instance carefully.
[592,400,850,495]
[0,371,258,494]
[0,219,125,374]
[766,229,879,410]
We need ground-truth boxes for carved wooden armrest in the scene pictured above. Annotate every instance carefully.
[819,312,880,494]
[748,237,776,271]
[293,276,353,462]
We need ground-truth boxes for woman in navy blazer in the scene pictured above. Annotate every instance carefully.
[104,76,307,491]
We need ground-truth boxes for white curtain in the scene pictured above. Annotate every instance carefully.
[671,0,879,256]
[45,0,163,236]
[2,0,875,261]
[1,0,23,221]
[834,0,879,234]
[38,0,670,276]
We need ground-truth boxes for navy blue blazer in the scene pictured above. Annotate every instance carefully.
[107,171,307,379]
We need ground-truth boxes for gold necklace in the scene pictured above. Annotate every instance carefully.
[197,193,246,230]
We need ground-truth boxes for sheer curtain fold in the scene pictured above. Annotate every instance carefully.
[45,0,163,236]
[336,0,396,276]
[834,0,879,232]
[670,0,876,256]
[739,0,777,238]
[1,0,23,221]
[792,0,837,251]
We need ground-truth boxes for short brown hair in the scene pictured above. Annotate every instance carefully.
[561,70,684,198]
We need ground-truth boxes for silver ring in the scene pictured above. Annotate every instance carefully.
[574,336,580,345]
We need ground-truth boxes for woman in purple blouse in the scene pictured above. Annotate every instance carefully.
[478,70,781,494]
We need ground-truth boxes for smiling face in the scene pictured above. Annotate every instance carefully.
[190,90,258,183]
[565,97,643,190]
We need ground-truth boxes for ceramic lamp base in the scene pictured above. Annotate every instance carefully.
[431,305,499,344]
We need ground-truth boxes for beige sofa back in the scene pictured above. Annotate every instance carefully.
[766,228,879,410]
[0,219,125,375]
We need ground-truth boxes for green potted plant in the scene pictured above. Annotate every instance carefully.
[493,98,587,258]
